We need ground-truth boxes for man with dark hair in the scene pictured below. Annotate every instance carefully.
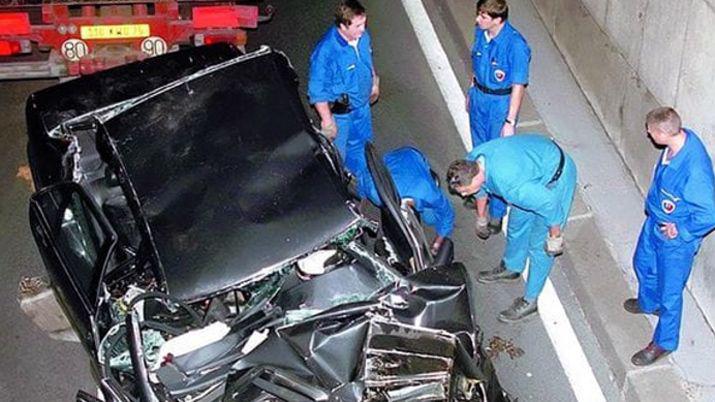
[466,0,531,236]
[357,147,455,254]
[627,107,715,365]
[447,134,576,322]
[308,0,379,174]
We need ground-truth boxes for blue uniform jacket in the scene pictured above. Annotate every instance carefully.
[308,26,374,109]
[471,21,530,90]
[466,134,569,226]
[357,147,455,238]
[645,129,715,243]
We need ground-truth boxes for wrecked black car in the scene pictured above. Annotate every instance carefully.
[25,44,509,401]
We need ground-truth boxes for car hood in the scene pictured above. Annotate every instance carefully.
[97,48,357,301]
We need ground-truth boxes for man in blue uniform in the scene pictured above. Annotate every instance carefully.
[357,147,455,254]
[447,134,576,322]
[308,0,379,175]
[627,107,715,365]
[466,0,531,236]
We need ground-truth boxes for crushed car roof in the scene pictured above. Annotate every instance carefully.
[99,49,357,300]
[29,46,357,301]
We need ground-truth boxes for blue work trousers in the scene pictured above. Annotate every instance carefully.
[633,218,699,351]
[468,86,510,219]
[335,104,373,175]
[503,158,576,301]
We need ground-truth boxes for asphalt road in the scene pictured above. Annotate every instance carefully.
[0,1,618,401]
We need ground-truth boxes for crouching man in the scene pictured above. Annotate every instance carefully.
[357,146,455,254]
[447,134,577,322]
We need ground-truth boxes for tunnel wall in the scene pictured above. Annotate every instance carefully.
[529,0,715,331]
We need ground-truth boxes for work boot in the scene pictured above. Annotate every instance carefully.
[623,298,660,316]
[477,261,520,284]
[631,342,670,366]
[488,217,503,235]
[498,297,538,323]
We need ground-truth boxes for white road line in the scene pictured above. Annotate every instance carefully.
[517,119,543,128]
[400,1,606,401]
[398,0,472,149]
[568,211,594,222]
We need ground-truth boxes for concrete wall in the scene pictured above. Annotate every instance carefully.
[529,0,715,330]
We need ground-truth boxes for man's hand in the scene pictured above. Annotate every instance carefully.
[545,225,564,256]
[545,233,565,256]
[431,236,444,256]
[320,118,338,140]
[500,121,516,137]
[370,74,380,104]
[475,215,490,240]
[659,222,679,239]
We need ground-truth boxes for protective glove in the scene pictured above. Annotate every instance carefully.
[475,216,490,240]
[545,233,565,256]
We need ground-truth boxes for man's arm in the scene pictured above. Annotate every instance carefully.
[673,167,715,241]
[465,73,475,112]
[501,84,525,137]
[308,44,338,139]
[370,66,380,104]
[501,37,531,137]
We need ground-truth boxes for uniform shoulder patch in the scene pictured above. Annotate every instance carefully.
[662,199,676,214]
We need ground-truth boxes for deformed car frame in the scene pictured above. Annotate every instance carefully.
[25,43,511,402]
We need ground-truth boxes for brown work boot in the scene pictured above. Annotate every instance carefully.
[631,342,670,366]
[477,261,520,284]
[623,298,659,316]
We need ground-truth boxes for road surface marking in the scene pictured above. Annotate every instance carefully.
[517,119,543,128]
[400,1,606,401]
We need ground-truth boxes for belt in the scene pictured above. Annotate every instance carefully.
[472,77,512,96]
[547,140,565,188]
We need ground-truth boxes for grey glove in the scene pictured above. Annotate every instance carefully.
[475,216,490,240]
[545,233,565,256]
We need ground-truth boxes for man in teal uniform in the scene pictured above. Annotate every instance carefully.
[447,134,576,322]
[308,0,379,175]
[627,107,715,365]
[466,0,531,235]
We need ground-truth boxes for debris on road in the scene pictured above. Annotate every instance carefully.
[16,165,34,192]
[487,336,525,360]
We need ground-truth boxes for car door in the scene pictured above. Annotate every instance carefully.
[29,182,117,352]
[364,143,434,272]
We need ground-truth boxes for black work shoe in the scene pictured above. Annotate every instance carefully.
[498,297,538,323]
[623,298,660,316]
[488,218,503,235]
[631,342,670,366]
[477,261,520,284]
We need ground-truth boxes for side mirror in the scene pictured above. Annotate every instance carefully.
[432,238,454,267]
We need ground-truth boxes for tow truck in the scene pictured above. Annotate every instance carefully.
[0,0,272,79]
